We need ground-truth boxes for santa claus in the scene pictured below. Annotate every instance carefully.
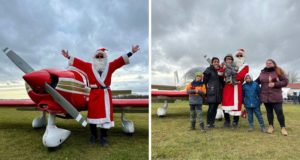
[221,48,249,129]
[61,45,140,146]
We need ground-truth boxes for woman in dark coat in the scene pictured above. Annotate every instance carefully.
[256,59,289,136]
[203,57,224,128]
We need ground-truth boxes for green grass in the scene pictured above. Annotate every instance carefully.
[0,108,148,160]
[152,101,300,160]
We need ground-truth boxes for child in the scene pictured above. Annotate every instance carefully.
[223,54,239,85]
[242,73,267,132]
[186,72,206,132]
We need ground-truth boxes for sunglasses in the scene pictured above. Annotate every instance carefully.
[95,54,104,59]
[236,55,243,58]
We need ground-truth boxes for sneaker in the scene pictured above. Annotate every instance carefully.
[267,125,274,134]
[200,123,206,133]
[232,122,238,129]
[281,127,288,136]
[89,135,97,144]
[207,124,215,129]
[190,122,196,130]
[100,137,109,147]
[248,127,254,132]
[261,127,267,133]
[223,122,230,128]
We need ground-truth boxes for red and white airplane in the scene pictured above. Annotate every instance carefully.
[151,60,224,119]
[0,48,148,148]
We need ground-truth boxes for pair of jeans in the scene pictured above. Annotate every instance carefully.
[190,104,203,124]
[264,103,285,127]
[206,103,219,125]
[246,107,265,128]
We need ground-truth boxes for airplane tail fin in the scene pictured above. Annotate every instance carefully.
[174,71,180,90]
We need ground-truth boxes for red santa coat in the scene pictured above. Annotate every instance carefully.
[221,64,249,116]
[68,54,129,128]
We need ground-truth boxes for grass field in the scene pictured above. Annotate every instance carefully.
[152,101,300,160]
[0,108,148,160]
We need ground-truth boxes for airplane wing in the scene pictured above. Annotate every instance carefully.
[151,90,188,97]
[112,99,148,113]
[0,99,148,113]
[0,99,35,107]
[151,90,188,103]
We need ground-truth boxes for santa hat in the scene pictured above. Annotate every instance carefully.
[97,48,108,53]
[235,48,245,56]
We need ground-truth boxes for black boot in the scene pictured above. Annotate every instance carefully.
[89,124,98,144]
[100,137,109,147]
[100,128,109,147]
[200,123,206,132]
[190,122,196,130]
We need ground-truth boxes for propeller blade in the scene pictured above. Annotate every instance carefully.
[44,83,87,127]
[3,48,34,73]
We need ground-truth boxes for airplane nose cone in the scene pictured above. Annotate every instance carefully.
[23,70,51,93]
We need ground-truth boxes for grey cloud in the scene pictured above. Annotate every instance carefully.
[152,0,300,84]
[0,0,148,93]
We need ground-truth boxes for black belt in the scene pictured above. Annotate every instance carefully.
[90,86,110,89]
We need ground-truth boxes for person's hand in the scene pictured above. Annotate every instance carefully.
[269,75,272,82]
[131,45,140,54]
[268,82,275,88]
[61,49,70,59]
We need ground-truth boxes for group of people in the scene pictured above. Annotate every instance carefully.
[186,49,289,136]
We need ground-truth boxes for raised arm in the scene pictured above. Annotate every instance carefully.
[61,49,89,72]
[110,45,140,73]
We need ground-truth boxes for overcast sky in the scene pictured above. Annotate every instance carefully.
[152,0,300,85]
[0,0,148,98]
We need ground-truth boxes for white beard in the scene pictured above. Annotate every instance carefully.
[93,57,107,72]
[235,57,245,67]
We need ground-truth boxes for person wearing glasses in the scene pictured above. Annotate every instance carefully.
[221,49,249,129]
[61,45,140,146]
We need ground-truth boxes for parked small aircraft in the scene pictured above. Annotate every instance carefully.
[0,48,148,148]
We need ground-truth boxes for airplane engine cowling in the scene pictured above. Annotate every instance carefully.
[23,70,51,93]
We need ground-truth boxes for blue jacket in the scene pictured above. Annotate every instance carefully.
[242,81,261,108]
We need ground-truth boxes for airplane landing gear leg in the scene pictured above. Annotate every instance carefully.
[157,100,168,117]
[32,111,47,128]
[121,110,134,136]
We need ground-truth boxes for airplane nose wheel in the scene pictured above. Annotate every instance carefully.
[42,113,71,148]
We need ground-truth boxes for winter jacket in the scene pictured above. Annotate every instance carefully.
[186,80,206,105]
[242,74,261,108]
[203,65,224,104]
[256,67,288,103]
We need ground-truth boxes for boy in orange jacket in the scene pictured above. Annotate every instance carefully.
[186,72,206,132]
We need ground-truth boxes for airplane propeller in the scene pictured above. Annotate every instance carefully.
[3,48,87,127]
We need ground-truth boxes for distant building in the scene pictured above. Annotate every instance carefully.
[284,83,300,96]
[283,83,300,103]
